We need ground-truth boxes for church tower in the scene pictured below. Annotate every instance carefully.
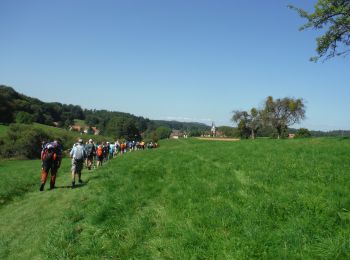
[211,122,216,137]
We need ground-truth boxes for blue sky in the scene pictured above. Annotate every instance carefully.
[1,0,349,130]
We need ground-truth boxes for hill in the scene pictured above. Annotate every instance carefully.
[0,138,349,258]
[0,85,209,138]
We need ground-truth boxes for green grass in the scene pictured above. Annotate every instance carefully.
[31,122,111,144]
[0,138,350,258]
[74,119,87,127]
[32,123,92,139]
[0,124,8,137]
[0,158,72,206]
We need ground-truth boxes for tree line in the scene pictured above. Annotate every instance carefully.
[0,85,84,127]
[0,85,209,141]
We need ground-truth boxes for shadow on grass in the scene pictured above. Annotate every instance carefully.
[54,182,86,190]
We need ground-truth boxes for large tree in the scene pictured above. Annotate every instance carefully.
[263,96,306,139]
[155,126,172,140]
[289,0,350,61]
[232,108,262,139]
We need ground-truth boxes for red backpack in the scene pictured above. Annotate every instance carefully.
[97,146,103,157]
[41,147,54,162]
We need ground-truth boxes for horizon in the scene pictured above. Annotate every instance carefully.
[1,0,349,131]
[3,85,350,132]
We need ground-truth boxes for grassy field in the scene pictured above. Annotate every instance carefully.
[0,138,349,258]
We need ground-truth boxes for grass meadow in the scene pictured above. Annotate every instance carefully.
[0,138,349,259]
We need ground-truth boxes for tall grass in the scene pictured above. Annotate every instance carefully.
[0,138,349,258]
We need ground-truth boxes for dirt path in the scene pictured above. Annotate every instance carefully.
[196,137,240,141]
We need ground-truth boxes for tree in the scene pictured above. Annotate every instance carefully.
[263,96,306,139]
[289,0,350,61]
[217,126,239,138]
[188,129,201,137]
[237,121,250,139]
[296,128,312,138]
[0,87,15,123]
[15,111,34,124]
[151,132,159,143]
[232,108,262,139]
[155,126,172,139]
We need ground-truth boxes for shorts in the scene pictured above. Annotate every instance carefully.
[72,159,84,173]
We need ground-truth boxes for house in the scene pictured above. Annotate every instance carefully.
[170,130,183,139]
[288,133,295,139]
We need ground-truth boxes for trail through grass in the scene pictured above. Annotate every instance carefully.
[0,138,349,258]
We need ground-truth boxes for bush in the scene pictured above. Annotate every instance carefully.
[0,124,50,159]
[0,123,113,159]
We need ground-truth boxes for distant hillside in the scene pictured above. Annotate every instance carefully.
[0,85,85,126]
[310,130,350,137]
[288,128,350,137]
[153,120,210,131]
[2,85,348,138]
[0,85,210,140]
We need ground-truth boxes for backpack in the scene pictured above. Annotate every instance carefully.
[74,144,85,161]
[85,144,94,157]
[41,143,56,162]
[97,145,103,157]
[41,148,54,162]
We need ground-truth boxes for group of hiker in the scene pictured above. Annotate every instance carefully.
[39,138,158,191]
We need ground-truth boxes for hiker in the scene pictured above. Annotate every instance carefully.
[114,140,120,157]
[103,142,110,161]
[70,139,87,188]
[40,140,62,191]
[128,141,133,152]
[96,143,104,167]
[85,139,96,170]
[140,141,145,150]
[120,142,126,154]
[109,142,115,158]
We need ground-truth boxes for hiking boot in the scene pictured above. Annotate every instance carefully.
[78,179,83,184]
[39,184,45,191]
[72,182,75,189]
